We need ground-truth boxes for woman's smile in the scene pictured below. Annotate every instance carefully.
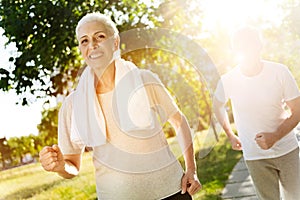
[89,50,104,59]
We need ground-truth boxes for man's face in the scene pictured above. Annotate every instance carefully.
[77,21,117,72]
[234,44,261,63]
[232,29,262,63]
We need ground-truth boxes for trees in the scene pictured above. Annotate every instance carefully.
[0,0,214,143]
[0,1,165,167]
[0,137,12,169]
[3,0,299,165]
[37,104,59,147]
[0,0,165,160]
[0,0,162,104]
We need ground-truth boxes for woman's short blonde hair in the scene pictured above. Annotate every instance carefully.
[75,12,119,39]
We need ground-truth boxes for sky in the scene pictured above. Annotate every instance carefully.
[0,91,45,138]
[0,28,51,139]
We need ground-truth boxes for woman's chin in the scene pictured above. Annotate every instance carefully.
[90,64,112,76]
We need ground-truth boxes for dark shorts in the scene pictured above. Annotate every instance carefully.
[161,191,192,200]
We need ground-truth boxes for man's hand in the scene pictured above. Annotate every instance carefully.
[39,144,65,173]
[229,134,242,151]
[181,170,202,196]
[255,132,279,150]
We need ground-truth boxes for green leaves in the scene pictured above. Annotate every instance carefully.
[0,0,160,104]
[0,68,11,91]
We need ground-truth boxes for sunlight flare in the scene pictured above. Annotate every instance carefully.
[199,0,285,32]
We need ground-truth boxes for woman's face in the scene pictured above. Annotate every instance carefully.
[77,21,117,73]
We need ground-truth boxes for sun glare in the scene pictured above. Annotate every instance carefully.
[199,0,285,33]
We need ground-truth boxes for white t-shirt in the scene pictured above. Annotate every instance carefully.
[58,70,183,199]
[215,60,300,160]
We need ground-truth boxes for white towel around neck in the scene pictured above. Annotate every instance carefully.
[70,58,156,147]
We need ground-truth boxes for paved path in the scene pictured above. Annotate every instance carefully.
[222,129,300,199]
[221,158,258,200]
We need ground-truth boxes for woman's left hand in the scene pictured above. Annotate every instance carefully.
[181,170,202,195]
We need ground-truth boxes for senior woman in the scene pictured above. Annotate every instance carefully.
[39,12,201,199]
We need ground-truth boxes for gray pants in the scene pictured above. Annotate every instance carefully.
[246,147,300,200]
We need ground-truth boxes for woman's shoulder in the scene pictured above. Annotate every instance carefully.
[59,91,75,112]
[139,69,162,84]
[65,91,75,103]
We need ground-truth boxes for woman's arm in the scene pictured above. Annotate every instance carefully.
[168,111,202,195]
[39,145,81,179]
[168,111,196,171]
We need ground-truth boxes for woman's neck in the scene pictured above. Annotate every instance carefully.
[95,62,116,94]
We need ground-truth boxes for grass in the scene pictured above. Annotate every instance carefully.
[193,134,242,199]
[0,132,241,200]
[0,154,96,200]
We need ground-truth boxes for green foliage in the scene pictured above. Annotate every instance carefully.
[0,0,216,153]
[0,104,60,169]
[37,104,60,147]
[6,134,40,166]
[0,0,164,168]
[0,138,12,168]
[193,134,242,199]
[261,2,300,85]
[0,0,162,105]
[123,48,212,131]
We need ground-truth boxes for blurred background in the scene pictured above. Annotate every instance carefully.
[0,0,300,199]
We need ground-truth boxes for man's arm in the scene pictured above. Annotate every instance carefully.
[255,96,300,149]
[213,96,242,150]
